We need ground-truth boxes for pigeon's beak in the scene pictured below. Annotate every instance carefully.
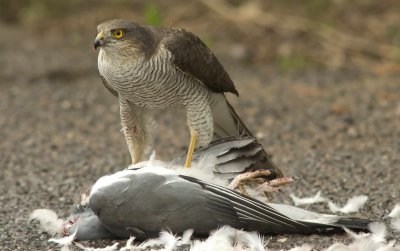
[94,31,105,50]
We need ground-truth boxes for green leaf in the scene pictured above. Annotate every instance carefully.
[145,2,162,26]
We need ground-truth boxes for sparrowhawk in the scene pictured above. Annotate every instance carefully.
[94,19,282,176]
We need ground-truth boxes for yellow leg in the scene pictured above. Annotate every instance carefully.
[184,131,198,168]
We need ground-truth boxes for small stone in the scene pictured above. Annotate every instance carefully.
[61,101,72,110]
[347,127,358,137]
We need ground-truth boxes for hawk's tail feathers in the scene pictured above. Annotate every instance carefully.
[208,97,284,178]
[224,101,284,178]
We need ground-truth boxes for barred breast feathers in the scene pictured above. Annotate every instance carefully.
[98,45,212,110]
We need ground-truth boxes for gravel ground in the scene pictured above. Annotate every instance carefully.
[0,23,399,250]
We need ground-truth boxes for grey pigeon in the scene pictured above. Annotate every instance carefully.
[68,166,372,240]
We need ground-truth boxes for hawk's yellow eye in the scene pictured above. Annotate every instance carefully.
[112,30,124,39]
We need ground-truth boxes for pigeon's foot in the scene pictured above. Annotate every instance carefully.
[228,170,296,196]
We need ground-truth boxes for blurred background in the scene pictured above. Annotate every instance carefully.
[2,0,400,73]
[1,1,400,249]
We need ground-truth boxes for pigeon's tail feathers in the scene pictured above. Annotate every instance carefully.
[211,95,252,140]
[225,101,283,178]
[332,217,372,230]
[297,217,373,234]
[267,202,373,232]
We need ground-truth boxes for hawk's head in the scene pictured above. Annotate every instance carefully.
[94,19,156,58]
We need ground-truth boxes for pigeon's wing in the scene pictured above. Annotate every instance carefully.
[179,175,317,234]
[160,28,238,96]
[180,176,373,233]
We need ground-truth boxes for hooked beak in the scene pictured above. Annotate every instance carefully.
[94,31,105,50]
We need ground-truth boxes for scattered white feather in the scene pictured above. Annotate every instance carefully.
[324,242,352,251]
[325,222,399,251]
[328,195,368,214]
[118,236,136,251]
[289,191,327,206]
[126,236,136,248]
[343,222,387,244]
[127,230,191,251]
[288,244,312,251]
[343,227,370,240]
[389,204,400,218]
[369,222,387,243]
[236,231,268,251]
[148,151,157,163]
[205,226,236,250]
[177,229,194,246]
[190,240,207,251]
[138,230,181,249]
[191,226,236,251]
[325,222,400,251]
[159,230,180,251]
[138,237,164,249]
[390,218,400,234]
[127,151,165,170]
[48,229,77,246]
[29,209,64,234]
[74,242,119,251]
[61,246,71,251]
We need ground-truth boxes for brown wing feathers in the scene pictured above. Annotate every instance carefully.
[161,28,239,96]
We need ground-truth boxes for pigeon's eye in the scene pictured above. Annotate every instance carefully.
[112,30,124,39]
